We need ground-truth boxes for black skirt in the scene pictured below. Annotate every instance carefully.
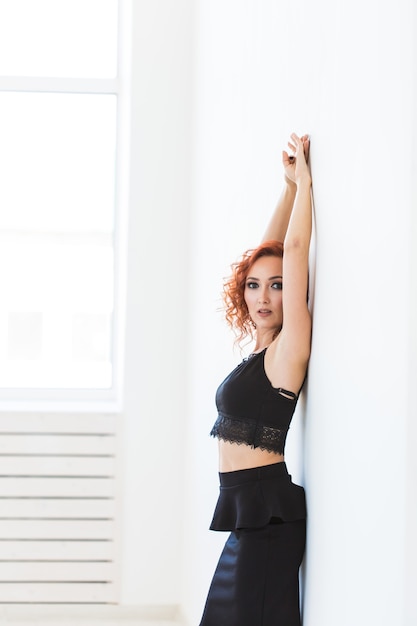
[199,462,306,626]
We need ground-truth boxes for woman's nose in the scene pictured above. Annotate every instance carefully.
[258,290,269,303]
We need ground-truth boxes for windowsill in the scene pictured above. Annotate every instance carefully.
[0,604,184,624]
[0,400,122,413]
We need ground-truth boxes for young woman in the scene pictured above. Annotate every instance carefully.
[199,133,312,626]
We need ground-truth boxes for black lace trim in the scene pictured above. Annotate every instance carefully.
[210,414,287,455]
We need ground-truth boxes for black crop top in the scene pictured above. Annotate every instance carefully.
[210,349,299,455]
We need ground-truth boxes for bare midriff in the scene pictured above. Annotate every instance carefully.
[218,439,285,473]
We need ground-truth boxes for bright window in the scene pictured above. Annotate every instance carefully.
[0,0,118,78]
[0,0,129,401]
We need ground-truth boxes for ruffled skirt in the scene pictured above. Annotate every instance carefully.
[199,462,306,626]
[209,460,306,531]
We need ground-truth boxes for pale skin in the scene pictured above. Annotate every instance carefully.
[219,133,312,472]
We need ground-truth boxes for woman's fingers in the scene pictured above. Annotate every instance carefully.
[291,134,309,165]
[284,133,310,171]
[302,137,310,163]
[284,133,311,184]
[290,132,302,145]
[289,133,309,157]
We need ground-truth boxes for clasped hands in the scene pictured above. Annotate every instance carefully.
[283,133,311,187]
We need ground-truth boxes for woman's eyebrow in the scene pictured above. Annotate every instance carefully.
[246,275,282,281]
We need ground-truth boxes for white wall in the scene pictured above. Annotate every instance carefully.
[405,6,417,618]
[120,1,417,624]
[119,0,193,609]
[179,1,416,625]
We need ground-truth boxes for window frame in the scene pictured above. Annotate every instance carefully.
[0,0,131,412]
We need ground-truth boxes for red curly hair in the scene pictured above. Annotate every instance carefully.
[222,240,284,346]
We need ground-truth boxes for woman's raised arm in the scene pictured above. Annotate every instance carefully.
[262,135,310,244]
[279,133,312,362]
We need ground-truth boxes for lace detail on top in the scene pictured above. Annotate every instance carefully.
[210,414,288,455]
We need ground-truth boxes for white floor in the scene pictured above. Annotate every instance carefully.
[0,606,186,626]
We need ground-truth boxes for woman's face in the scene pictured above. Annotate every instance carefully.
[244,255,283,333]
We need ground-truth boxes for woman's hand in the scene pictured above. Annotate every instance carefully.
[283,133,311,187]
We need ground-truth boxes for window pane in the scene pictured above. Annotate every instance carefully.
[0,0,118,78]
[8,312,43,360]
[0,92,116,389]
[0,92,116,233]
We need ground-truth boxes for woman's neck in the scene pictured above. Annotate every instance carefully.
[253,328,279,353]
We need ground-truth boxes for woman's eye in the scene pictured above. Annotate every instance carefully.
[246,282,258,289]
[272,282,283,290]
